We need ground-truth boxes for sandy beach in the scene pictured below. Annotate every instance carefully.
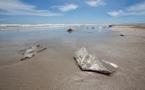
[0,25,145,90]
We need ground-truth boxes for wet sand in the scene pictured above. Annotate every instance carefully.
[0,26,145,90]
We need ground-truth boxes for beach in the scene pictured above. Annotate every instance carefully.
[0,25,145,90]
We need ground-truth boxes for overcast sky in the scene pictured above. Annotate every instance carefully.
[0,0,145,24]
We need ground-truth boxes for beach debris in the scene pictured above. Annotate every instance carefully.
[74,48,118,75]
[67,28,74,33]
[20,44,47,61]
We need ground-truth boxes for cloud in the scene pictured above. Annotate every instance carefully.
[108,10,124,17]
[127,1,145,11]
[0,0,61,16]
[85,0,106,7]
[53,3,78,12]
[108,1,145,17]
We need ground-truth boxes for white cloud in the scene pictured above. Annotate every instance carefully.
[85,0,106,7]
[108,10,124,17]
[108,1,145,17]
[54,3,78,12]
[127,1,145,11]
[0,0,61,16]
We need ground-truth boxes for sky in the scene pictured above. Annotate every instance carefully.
[0,0,145,24]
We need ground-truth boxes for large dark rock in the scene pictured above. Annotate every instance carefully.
[120,34,125,36]
[67,28,74,33]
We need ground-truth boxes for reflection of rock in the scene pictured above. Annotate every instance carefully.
[74,48,118,75]
[86,27,89,29]
[20,44,47,61]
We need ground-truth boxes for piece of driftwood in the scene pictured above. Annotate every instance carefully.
[20,45,47,61]
[74,48,118,75]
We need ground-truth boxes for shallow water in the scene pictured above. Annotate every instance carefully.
[0,27,114,46]
[0,27,114,66]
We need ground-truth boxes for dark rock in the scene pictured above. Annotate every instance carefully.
[108,25,113,28]
[120,34,125,36]
[67,28,74,33]
[91,27,95,29]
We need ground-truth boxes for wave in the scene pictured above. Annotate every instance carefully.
[0,24,109,30]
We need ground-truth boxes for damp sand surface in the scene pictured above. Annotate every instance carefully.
[0,26,145,90]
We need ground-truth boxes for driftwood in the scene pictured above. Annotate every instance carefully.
[74,48,118,75]
[20,45,47,61]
